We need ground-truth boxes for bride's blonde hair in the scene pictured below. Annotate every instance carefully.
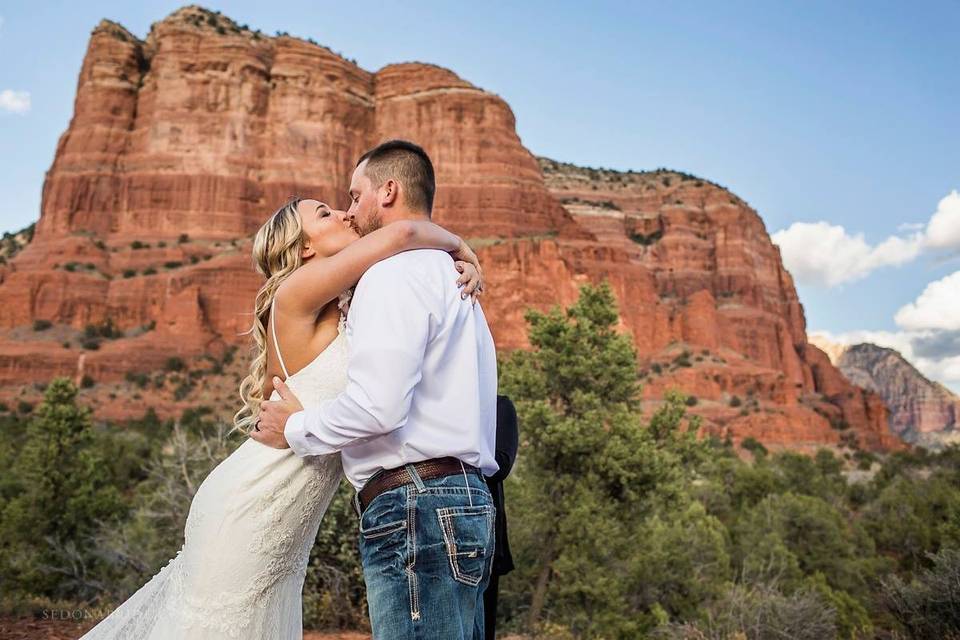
[233,197,305,434]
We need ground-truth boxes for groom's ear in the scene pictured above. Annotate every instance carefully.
[380,178,399,208]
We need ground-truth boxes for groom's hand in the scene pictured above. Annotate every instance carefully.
[250,376,303,449]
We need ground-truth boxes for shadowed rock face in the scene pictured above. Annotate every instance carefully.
[810,337,959,450]
[0,6,903,451]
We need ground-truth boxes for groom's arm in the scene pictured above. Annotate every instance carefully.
[284,259,438,456]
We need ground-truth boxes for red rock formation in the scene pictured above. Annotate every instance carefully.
[0,6,903,452]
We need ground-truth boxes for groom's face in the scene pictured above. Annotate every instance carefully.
[347,160,383,237]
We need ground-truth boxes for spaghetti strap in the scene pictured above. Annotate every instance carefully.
[270,296,290,379]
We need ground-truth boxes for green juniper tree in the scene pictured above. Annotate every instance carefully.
[499,283,721,638]
[0,378,126,600]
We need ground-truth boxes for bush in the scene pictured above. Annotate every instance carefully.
[655,583,838,640]
[81,337,101,350]
[881,548,960,639]
[163,261,183,270]
[32,319,52,331]
[142,267,157,275]
[122,269,136,278]
[165,357,186,372]
[125,371,149,389]
[685,395,698,407]
[729,395,742,407]
[80,375,95,389]
[741,436,768,458]
[131,240,147,250]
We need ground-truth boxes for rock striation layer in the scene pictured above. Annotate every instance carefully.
[0,6,903,451]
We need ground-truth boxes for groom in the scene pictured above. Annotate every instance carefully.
[253,139,500,639]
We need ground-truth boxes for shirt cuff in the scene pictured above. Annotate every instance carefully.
[284,410,313,457]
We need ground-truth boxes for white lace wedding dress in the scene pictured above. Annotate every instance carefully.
[82,299,348,639]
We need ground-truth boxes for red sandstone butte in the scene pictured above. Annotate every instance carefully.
[0,6,902,452]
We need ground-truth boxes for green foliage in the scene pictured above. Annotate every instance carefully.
[32,319,52,331]
[0,379,127,600]
[164,356,186,372]
[499,283,710,636]
[881,547,960,639]
[1,284,958,639]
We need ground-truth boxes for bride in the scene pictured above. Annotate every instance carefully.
[80,197,484,639]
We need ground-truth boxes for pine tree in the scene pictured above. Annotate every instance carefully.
[0,378,125,598]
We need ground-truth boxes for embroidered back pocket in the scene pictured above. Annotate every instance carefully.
[436,504,495,587]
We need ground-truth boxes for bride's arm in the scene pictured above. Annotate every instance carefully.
[277,220,481,315]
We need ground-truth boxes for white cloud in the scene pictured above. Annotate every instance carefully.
[773,189,960,288]
[812,269,960,394]
[894,269,960,331]
[0,89,30,114]
[923,190,960,251]
[771,221,923,287]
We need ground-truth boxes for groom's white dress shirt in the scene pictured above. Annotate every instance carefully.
[284,248,499,490]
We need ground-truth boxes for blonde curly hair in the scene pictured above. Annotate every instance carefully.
[233,197,305,435]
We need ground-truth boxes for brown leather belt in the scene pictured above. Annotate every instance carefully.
[356,457,481,515]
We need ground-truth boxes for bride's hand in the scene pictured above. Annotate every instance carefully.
[455,260,484,304]
[450,238,480,273]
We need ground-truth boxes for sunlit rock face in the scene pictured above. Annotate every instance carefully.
[0,7,903,451]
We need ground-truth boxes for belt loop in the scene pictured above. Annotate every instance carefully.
[405,463,427,493]
[460,460,473,507]
[353,491,362,518]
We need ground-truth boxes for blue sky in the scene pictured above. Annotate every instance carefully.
[1,1,958,389]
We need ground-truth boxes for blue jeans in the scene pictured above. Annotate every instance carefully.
[358,464,495,639]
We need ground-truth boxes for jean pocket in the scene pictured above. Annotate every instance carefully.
[360,518,406,541]
[436,504,494,587]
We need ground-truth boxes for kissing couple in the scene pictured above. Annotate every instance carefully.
[81,140,504,639]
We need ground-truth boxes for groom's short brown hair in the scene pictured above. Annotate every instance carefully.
[357,140,436,216]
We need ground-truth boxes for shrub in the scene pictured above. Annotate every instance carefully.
[173,381,193,401]
[673,349,692,368]
[142,267,157,275]
[741,436,768,458]
[729,395,742,407]
[80,375,95,389]
[163,261,183,270]
[32,319,52,331]
[165,356,186,372]
[881,548,960,639]
[122,269,136,278]
[17,400,34,414]
[131,240,147,250]
[81,337,101,350]
[685,395,698,407]
[178,233,189,244]
[630,229,664,245]
[125,371,149,389]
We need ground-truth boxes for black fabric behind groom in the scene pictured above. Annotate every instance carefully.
[484,395,519,639]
